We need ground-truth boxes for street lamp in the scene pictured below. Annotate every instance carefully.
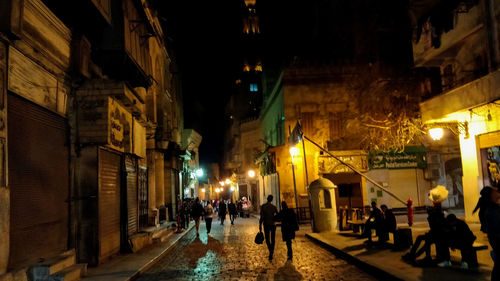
[230,186,235,191]
[201,188,206,193]
[220,187,224,192]
[429,128,444,140]
[215,188,220,193]
[225,179,231,185]
[220,181,225,186]
[195,168,204,178]
[248,170,255,178]
[289,145,299,209]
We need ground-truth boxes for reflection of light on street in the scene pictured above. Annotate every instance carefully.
[429,128,443,140]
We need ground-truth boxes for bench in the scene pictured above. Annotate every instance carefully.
[347,219,365,233]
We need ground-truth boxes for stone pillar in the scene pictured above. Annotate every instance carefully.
[155,152,164,208]
[147,149,157,225]
[0,40,8,274]
[0,187,8,274]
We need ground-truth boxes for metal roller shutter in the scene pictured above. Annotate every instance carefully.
[125,155,138,236]
[8,94,69,269]
[98,149,121,261]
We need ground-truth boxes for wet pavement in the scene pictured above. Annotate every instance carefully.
[136,216,377,281]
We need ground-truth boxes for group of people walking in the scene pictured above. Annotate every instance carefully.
[181,197,249,237]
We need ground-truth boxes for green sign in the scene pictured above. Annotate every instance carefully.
[368,147,427,170]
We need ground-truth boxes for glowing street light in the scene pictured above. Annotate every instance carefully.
[289,146,300,157]
[201,188,206,193]
[248,170,255,178]
[230,186,235,192]
[225,179,231,185]
[429,128,444,140]
[219,181,225,186]
[195,168,204,178]
[220,187,224,192]
[215,188,220,193]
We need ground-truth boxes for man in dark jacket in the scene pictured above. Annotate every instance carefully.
[259,195,278,261]
[192,197,205,237]
[446,214,477,269]
[379,205,396,243]
[277,201,299,261]
[228,199,237,225]
[219,199,227,225]
[362,201,383,243]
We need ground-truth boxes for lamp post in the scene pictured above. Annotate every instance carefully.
[290,146,300,209]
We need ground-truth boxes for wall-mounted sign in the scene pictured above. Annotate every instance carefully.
[108,98,132,152]
[368,147,427,170]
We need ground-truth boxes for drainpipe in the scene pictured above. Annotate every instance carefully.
[485,0,500,71]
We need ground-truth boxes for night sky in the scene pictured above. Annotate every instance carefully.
[161,1,243,165]
[160,0,411,165]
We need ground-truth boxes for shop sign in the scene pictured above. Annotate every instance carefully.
[108,98,132,152]
[368,147,427,170]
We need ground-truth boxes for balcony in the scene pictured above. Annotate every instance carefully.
[412,3,484,67]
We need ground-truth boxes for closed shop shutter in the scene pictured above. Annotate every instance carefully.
[98,149,121,261]
[8,94,69,269]
[125,155,138,236]
[138,166,148,229]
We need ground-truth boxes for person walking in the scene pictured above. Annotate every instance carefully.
[204,201,215,236]
[228,199,237,225]
[259,195,279,261]
[277,201,299,261]
[219,199,227,225]
[192,197,204,237]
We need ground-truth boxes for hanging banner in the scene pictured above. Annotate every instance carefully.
[368,146,427,170]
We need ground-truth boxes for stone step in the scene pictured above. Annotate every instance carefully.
[28,250,76,281]
[152,228,173,244]
[44,264,87,281]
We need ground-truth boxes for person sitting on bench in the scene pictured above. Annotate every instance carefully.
[361,202,383,243]
[378,204,396,243]
[444,214,477,269]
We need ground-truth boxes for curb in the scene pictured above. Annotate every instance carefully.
[305,233,403,281]
[128,224,195,281]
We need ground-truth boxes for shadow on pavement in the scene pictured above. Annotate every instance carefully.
[273,262,303,281]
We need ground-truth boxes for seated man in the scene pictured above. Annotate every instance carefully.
[361,202,383,243]
[378,204,396,243]
[444,214,477,269]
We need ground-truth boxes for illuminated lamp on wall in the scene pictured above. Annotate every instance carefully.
[427,122,469,140]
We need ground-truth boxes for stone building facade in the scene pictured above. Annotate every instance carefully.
[0,0,192,276]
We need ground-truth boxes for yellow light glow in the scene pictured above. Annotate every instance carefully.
[219,181,225,186]
[201,188,206,193]
[225,179,231,185]
[248,170,255,178]
[215,188,220,193]
[289,146,300,157]
[230,186,235,191]
[429,128,444,140]
[220,187,224,192]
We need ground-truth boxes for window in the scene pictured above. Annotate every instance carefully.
[249,83,258,92]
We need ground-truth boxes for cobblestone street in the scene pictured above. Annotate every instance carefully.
[136,217,378,281]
